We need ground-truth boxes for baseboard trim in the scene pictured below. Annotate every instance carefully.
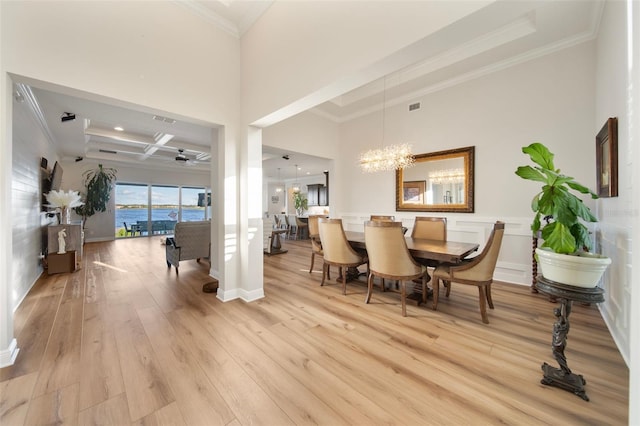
[0,338,19,368]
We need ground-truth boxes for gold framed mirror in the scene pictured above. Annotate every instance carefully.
[396,146,474,213]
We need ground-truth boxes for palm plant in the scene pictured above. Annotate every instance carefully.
[73,164,117,226]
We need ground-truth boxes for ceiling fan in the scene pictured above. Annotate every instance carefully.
[175,149,209,166]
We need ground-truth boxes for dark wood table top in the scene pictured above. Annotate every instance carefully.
[345,231,479,264]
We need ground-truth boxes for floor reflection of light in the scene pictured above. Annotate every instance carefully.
[92,261,128,273]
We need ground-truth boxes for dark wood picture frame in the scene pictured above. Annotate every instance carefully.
[402,180,426,204]
[596,117,618,197]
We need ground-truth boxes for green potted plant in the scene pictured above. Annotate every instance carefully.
[293,191,308,216]
[73,164,117,227]
[515,142,610,287]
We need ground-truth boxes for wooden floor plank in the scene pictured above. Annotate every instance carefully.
[137,304,235,425]
[24,382,79,426]
[0,372,38,425]
[167,308,295,426]
[77,393,131,426]
[112,302,175,422]
[0,236,628,425]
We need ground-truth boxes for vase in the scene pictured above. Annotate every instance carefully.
[535,248,611,288]
[61,207,71,224]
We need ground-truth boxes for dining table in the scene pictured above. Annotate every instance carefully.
[344,231,480,301]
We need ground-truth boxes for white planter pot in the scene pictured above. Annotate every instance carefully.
[536,248,611,288]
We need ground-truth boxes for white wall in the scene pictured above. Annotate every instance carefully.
[11,90,59,311]
[594,0,638,412]
[263,112,340,160]
[339,42,596,218]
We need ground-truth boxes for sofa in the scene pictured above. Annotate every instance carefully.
[165,220,211,272]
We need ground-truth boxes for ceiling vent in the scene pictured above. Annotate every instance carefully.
[409,102,421,112]
[99,149,117,154]
[152,115,176,124]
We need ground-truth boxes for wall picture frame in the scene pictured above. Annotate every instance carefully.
[595,117,618,198]
[402,180,426,204]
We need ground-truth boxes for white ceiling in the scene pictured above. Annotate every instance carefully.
[12,0,603,180]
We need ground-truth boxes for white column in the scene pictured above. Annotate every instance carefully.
[0,68,19,366]
[241,125,264,301]
[628,1,640,423]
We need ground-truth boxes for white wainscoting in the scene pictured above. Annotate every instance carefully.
[339,213,534,287]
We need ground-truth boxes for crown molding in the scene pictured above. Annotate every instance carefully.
[312,25,600,125]
[15,83,59,148]
[173,0,240,38]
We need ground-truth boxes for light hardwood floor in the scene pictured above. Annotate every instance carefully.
[1,236,629,425]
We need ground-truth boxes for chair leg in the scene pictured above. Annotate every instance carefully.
[445,280,451,297]
[365,272,374,304]
[421,275,427,305]
[309,252,315,274]
[321,263,327,286]
[478,286,489,324]
[400,281,407,317]
[432,278,439,311]
[486,283,494,309]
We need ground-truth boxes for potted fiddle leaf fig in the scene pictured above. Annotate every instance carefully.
[515,142,610,287]
[73,164,117,227]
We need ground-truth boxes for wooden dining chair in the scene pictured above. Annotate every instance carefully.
[307,215,329,278]
[431,221,505,324]
[318,218,368,295]
[295,216,309,240]
[411,216,447,240]
[411,216,447,269]
[284,215,296,239]
[364,220,429,316]
[370,215,395,221]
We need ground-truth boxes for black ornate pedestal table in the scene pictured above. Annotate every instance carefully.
[535,276,605,401]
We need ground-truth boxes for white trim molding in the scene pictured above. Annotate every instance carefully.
[0,338,19,368]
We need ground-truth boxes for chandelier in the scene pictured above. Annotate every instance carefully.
[360,143,415,173]
[275,168,282,193]
[292,164,300,192]
[359,76,415,173]
[429,168,465,184]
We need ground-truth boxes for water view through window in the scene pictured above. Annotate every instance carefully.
[115,183,210,237]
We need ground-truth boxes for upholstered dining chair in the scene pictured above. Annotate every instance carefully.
[284,215,296,239]
[411,216,447,269]
[431,221,505,324]
[307,215,329,278]
[295,216,309,240]
[364,220,429,316]
[370,215,395,221]
[411,216,447,240]
[318,218,368,295]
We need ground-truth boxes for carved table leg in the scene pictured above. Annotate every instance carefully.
[540,298,589,401]
[531,236,539,293]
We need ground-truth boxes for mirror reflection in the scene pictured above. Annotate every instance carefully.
[396,146,474,213]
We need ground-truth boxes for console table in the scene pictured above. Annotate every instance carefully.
[48,224,83,269]
[535,276,605,401]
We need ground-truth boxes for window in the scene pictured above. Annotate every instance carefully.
[115,183,210,238]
